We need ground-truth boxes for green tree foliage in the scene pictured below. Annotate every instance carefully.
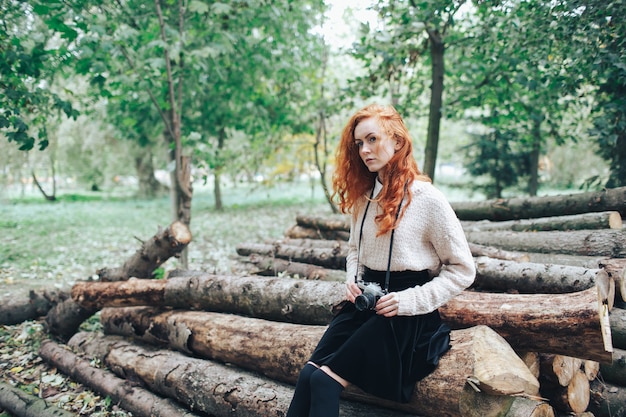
[0,0,79,151]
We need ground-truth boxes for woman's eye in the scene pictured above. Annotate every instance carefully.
[355,141,363,148]
[368,136,376,143]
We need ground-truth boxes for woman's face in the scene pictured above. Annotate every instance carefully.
[353,117,399,179]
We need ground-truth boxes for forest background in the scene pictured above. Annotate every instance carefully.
[1,0,625,286]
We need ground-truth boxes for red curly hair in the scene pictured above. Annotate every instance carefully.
[332,103,430,236]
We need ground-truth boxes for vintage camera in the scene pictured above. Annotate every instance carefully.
[355,282,386,311]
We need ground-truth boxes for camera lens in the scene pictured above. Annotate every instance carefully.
[355,293,375,311]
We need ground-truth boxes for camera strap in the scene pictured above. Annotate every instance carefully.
[355,182,406,293]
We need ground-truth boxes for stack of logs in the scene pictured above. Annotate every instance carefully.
[2,187,626,417]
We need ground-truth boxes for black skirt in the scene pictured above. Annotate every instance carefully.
[308,269,451,403]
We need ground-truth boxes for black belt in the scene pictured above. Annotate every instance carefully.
[362,268,430,293]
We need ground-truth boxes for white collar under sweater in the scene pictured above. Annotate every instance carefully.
[346,178,475,316]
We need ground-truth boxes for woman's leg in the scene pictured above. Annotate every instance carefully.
[308,367,346,417]
[286,362,318,417]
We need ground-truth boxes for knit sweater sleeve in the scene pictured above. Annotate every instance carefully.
[345,213,359,285]
[396,192,475,316]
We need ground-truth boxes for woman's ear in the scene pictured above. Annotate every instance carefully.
[394,138,402,151]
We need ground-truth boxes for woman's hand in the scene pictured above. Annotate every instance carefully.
[345,281,362,304]
[375,292,400,317]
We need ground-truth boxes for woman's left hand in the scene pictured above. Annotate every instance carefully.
[375,292,400,317]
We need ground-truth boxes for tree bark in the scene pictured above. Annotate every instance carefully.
[0,381,76,417]
[441,286,613,363]
[539,370,589,414]
[599,347,626,387]
[451,186,626,221]
[468,243,530,262]
[44,296,98,341]
[610,307,626,349]
[66,332,425,417]
[464,229,626,258]
[73,274,345,325]
[71,325,542,417]
[38,340,200,417]
[245,254,345,281]
[235,242,347,269]
[71,275,612,361]
[295,214,350,231]
[0,286,68,325]
[588,379,626,417]
[462,211,622,232]
[473,256,608,294]
[284,224,350,241]
[97,221,192,281]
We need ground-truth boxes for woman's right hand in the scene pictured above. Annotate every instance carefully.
[346,281,362,304]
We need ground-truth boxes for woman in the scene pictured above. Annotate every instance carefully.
[286,103,475,417]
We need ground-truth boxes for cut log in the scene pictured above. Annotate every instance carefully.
[599,258,626,302]
[75,323,540,417]
[583,360,601,381]
[97,221,191,281]
[0,286,68,325]
[465,229,626,258]
[599,347,626,387]
[38,340,200,417]
[524,252,607,269]
[610,307,626,349]
[67,332,425,417]
[538,354,583,387]
[235,242,347,269]
[71,275,613,361]
[72,274,345,325]
[473,256,608,294]
[441,286,613,363]
[284,224,350,241]
[0,381,76,417]
[462,211,623,232]
[245,254,345,281]
[539,369,589,413]
[519,352,541,380]
[588,379,626,417]
[468,243,530,262]
[295,214,350,231]
[44,295,98,340]
[450,186,626,221]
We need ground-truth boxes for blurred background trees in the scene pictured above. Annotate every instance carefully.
[2,0,625,212]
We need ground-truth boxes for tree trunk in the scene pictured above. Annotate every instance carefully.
[67,332,427,417]
[441,286,613,363]
[44,296,98,341]
[295,214,350,232]
[462,211,622,232]
[72,325,542,417]
[134,146,165,199]
[284,224,350,241]
[451,186,626,221]
[72,274,345,325]
[539,370,589,414]
[71,275,612,362]
[235,242,347,269]
[610,307,626,349]
[245,254,345,281]
[423,28,444,182]
[0,286,68,325]
[599,347,626,387]
[97,221,191,281]
[473,256,609,293]
[524,252,607,268]
[38,340,199,417]
[465,229,626,258]
[538,354,583,387]
[0,381,75,417]
[588,379,626,417]
[468,243,530,262]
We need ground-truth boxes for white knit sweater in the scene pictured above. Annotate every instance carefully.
[346,179,475,316]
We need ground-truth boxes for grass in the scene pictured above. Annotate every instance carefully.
[0,180,334,294]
